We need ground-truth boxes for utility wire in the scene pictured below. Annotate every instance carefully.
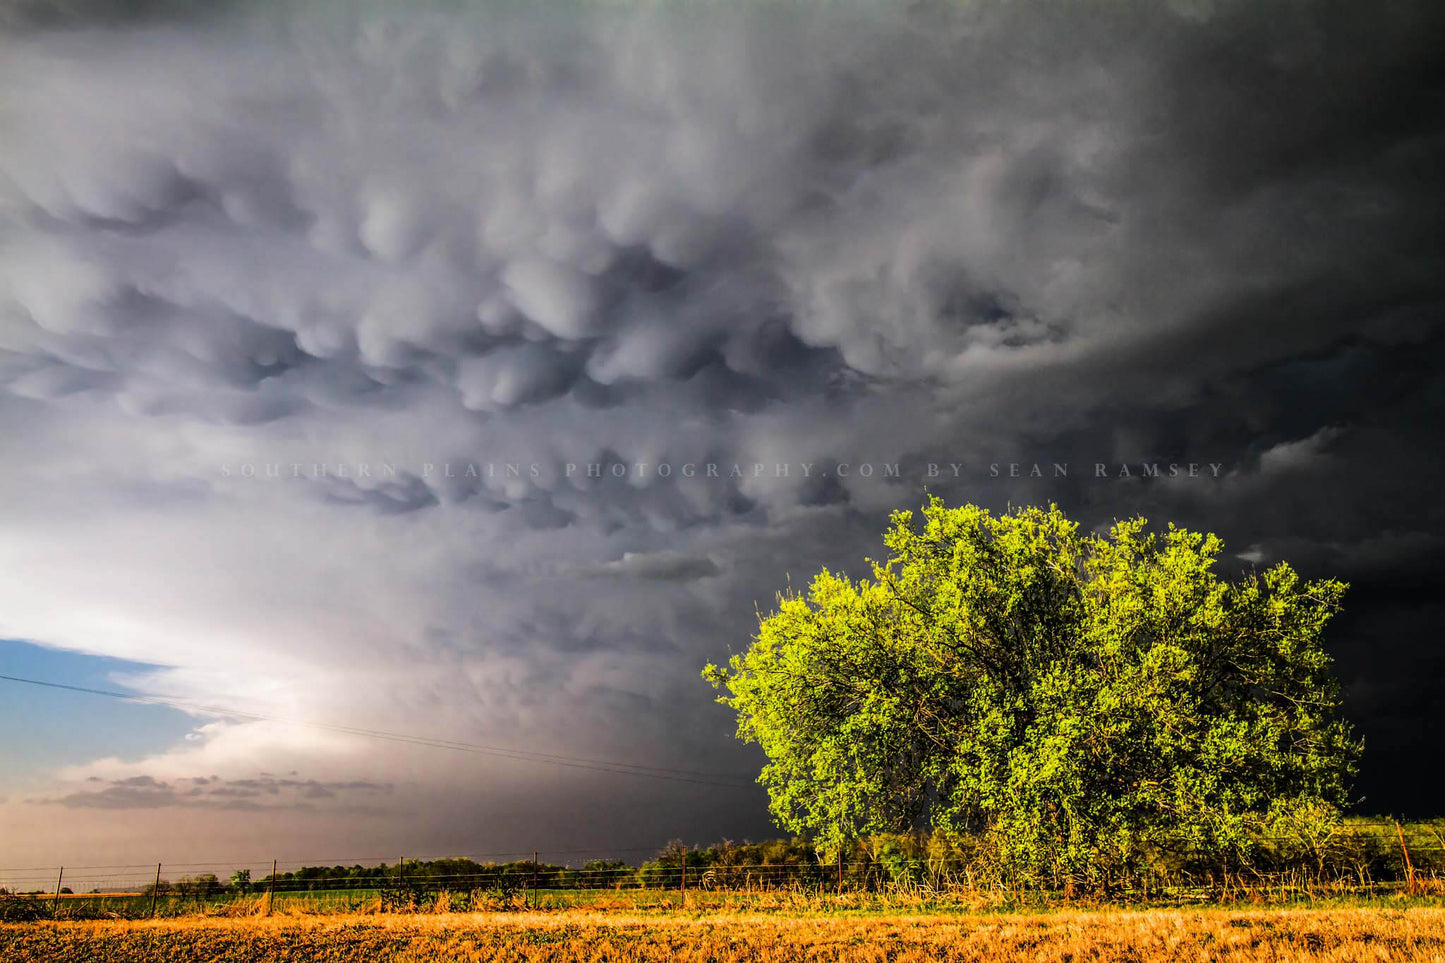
[0,673,758,790]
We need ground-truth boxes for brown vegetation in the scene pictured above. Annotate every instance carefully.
[4,906,1444,962]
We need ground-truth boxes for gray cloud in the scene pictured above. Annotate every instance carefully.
[0,0,1442,864]
[573,551,722,582]
[46,773,393,811]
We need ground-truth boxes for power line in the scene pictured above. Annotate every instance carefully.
[0,673,758,790]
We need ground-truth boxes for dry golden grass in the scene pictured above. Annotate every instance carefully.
[3,906,1445,962]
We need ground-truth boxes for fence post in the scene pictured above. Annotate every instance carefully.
[268,859,277,915]
[150,864,161,918]
[52,867,63,919]
[531,852,538,910]
[837,848,844,895]
[1396,821,1417,895]
[680,850,687,907]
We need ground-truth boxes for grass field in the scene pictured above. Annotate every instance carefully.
[4,906,1445,962]
[22,882,1445,922]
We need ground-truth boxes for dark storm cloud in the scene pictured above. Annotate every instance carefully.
[47,773,392,810]
[0,0,220,29]
[1,0,1443,859]
[575,551,723,582]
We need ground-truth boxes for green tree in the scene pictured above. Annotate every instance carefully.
[228,869,251,894]
[175,873,220,900]
[704,499,1360,889]
[140,879,171,897]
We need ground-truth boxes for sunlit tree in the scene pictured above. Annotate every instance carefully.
[705,498,1360,889]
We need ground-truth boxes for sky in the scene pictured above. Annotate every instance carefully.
[0,0,1443,882]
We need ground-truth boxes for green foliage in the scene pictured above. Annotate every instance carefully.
[0,890,48,923]
[21,820,1444,922]
[704,499,1361,889]
[875,838,925,885]
[254,857,563,910]
[175,874,222,900]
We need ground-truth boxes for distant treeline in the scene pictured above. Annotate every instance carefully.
[244,838,828,894]
[126,817,1444,897]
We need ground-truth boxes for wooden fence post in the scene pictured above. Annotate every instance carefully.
[837,848,844,895]
[1396,821,1417,895]
[531,852,538,909]
[680,851,687,907]
[268,859,277,915]
[52,867,63,919]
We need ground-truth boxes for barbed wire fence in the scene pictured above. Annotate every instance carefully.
[3,830,1442,921]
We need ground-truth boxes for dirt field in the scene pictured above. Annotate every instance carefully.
[3,906,1444,962]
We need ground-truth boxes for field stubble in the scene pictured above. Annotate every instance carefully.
[4,905,1445,962]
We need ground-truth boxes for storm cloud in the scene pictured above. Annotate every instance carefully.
[1,0,1442,865]
[48,773,392,811]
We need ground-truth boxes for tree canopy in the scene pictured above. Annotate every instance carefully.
[704,499,1360,887]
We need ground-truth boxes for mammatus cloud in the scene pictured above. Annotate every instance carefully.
[0,0,1442,863]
